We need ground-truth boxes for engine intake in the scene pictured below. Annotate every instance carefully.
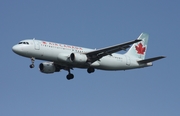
[70,53,88,64]
[39,62,56,74]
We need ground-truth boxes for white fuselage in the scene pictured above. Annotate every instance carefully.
[12,39,151,71]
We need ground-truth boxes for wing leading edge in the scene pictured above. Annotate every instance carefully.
[86,39,141,63]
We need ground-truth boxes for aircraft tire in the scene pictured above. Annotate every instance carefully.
[30,64,34,68]
[66,73,74,80]
[87,67,95,73]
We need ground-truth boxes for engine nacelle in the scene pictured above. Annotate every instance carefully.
[39,62,56,74]
[70,53,88,64]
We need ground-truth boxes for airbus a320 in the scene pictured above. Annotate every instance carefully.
[12,33,165,80]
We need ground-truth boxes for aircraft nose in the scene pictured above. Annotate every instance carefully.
[12,45,21,53]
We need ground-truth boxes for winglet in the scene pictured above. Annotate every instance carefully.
[138,56,166,64]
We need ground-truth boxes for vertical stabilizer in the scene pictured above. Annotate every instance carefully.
[125,33,149,60]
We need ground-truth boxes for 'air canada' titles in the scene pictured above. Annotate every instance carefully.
[42,41,83,50]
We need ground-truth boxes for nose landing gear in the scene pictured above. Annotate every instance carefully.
[29,57,35,68]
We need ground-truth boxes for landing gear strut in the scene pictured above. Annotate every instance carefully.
[66,68,74,80]
[29,57,35,68]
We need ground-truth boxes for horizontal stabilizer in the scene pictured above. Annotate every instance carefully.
[138,56,165,64]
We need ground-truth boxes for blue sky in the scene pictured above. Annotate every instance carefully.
[1,0,179,116]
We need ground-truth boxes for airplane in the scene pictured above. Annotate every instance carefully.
[12,33,165,80]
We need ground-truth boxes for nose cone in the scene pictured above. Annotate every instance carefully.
[12,45,22,54]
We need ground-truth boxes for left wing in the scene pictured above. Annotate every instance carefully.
[85,39,141,63]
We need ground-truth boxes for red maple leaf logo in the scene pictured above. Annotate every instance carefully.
[135,43,146,54]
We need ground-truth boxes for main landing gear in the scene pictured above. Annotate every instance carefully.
[66,68,74,80]
[87,67,95,73]
[66,67,95,80]
[29,57,35,68]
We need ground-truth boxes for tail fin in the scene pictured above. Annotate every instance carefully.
[125,33,149,60]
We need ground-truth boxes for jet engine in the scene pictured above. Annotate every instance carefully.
[70,53,88,64]
[39,62,57,74]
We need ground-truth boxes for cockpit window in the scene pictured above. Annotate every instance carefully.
[18,42,29,45]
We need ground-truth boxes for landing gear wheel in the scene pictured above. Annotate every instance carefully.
[29,64,34,68]
[87,67,95,73]
[66,68,74,80]
[66,73,74,80]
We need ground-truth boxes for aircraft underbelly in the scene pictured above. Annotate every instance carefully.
[95,56,139,70]
[95,57,124,70]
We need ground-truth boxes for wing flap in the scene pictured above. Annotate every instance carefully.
[138,56,165,64]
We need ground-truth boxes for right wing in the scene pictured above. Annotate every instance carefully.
[85,39,141,63]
